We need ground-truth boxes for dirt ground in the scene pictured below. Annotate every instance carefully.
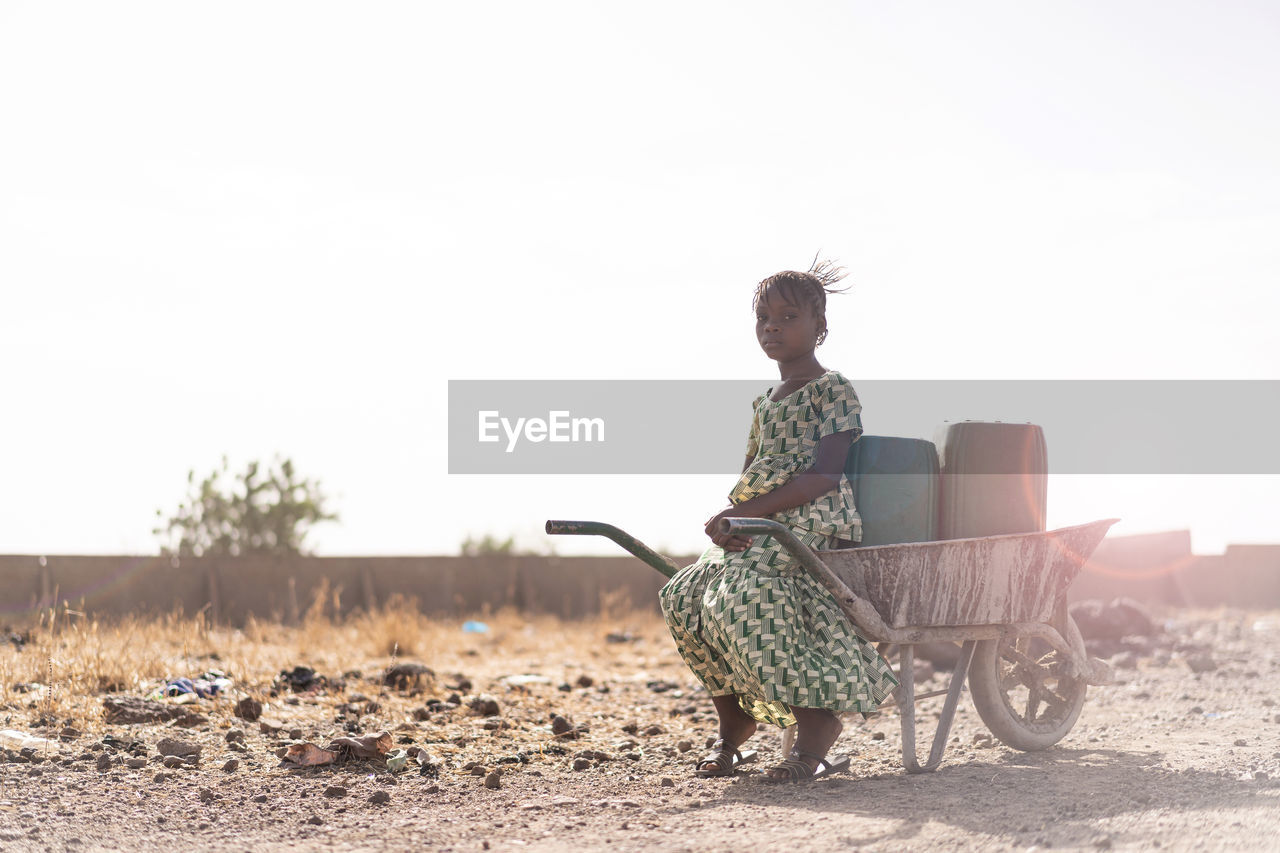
[2,606,1279,852]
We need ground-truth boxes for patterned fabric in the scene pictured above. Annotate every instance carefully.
[660,371,898,728]
[731,371,864,544]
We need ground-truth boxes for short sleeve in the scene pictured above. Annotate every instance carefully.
[744,393,765,458]
[810,373,863,441]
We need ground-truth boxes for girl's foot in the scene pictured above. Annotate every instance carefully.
[766,707,843,780]
[696,695,759,775]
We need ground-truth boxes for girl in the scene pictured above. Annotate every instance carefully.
[659,262,898,782]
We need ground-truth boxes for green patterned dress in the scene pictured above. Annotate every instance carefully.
[659,371,899,728]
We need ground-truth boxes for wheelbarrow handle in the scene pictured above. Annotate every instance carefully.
[545,520,681,578]
[718,516,896,642]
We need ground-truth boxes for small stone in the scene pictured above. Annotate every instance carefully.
[1184,652,1217,673]
[222,758,240,772]
[660,777,675,787]
[871,731,886,741]
[162,756,186,769]
[572,758,591,771]
[323,785,348,798]
[643,725,664,736]
[1234,739,1248,747]
[1093,837,1112,849]
[369,790,392,805]
[470,765,487,777]
[676,740,693,753]
[484,770,502,789]
[199,788,215,803]
[289,728,304,741]
[156,738,201,759]
[225,728,246,743]
[551,715,574,736]
[306,815,324,826]
[469,696,500,717]
[425,784,440,793]
[251,794,268,803]
[234,698,263,722]
[575,674,594,688]
[126,758,146,769]
[95,753,112,772]
[153,771,171,783]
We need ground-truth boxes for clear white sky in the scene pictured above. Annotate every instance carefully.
[2,1,1277,558]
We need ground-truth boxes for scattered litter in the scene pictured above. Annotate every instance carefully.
[281,731,392,768]
[151,671,232,701]
[462,621,490,634]
[0,730,59,752]
[385,749,409,773]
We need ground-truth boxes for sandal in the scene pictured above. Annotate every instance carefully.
[695,738,759,777]
[764,749,851,783]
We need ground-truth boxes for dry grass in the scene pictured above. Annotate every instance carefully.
[0,600,669,735]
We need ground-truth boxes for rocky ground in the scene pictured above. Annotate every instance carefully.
[1,606,1279,852]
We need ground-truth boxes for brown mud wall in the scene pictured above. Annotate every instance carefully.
[1,532,1276,625]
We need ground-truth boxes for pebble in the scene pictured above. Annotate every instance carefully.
[676,740,693,753]
[369,790,391,805]
[425,784,440,793]
[660,777,675,787]
[156,737,201,759]
[306,815,324,826]
[199,788,215,803]
[222,758,240,772]
[643,725,664,736]
[1184,652,1217,674]
[126,758,146,769]
[551,715,574,736]
[572,758,592,771]
[162,756,186,769]
[95,753,112,772]
[251,794,269,803]
[871,731,886,741]
[484,770,502,789]
[1234,739,1248,747]
[323,785,348,798]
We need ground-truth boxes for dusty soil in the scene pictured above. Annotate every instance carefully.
[2,608,1279,852]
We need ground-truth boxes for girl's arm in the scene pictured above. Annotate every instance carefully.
[706,430,854,550]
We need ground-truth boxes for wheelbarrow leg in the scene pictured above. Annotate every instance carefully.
[898,640,977,773]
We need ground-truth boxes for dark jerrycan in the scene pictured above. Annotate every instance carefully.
[845,435,940,546]
[935,421,1048,539]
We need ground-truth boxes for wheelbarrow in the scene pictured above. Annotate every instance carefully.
[544,516,1117,773]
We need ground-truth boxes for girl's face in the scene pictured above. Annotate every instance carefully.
[755,286,825,362]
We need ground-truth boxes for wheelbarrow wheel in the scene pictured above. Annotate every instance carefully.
[969,623,1087,751]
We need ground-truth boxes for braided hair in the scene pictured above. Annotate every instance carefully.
[751,256,849,345]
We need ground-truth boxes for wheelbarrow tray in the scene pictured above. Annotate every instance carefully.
[816,519,1114,630]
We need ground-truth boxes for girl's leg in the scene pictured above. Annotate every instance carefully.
[696,694,758,773]
[710,694,758,747]
[766,706,843,779]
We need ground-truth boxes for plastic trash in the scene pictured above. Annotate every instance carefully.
[386,748,409,773]
[462,621,489,634]
[0,729,59,752]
